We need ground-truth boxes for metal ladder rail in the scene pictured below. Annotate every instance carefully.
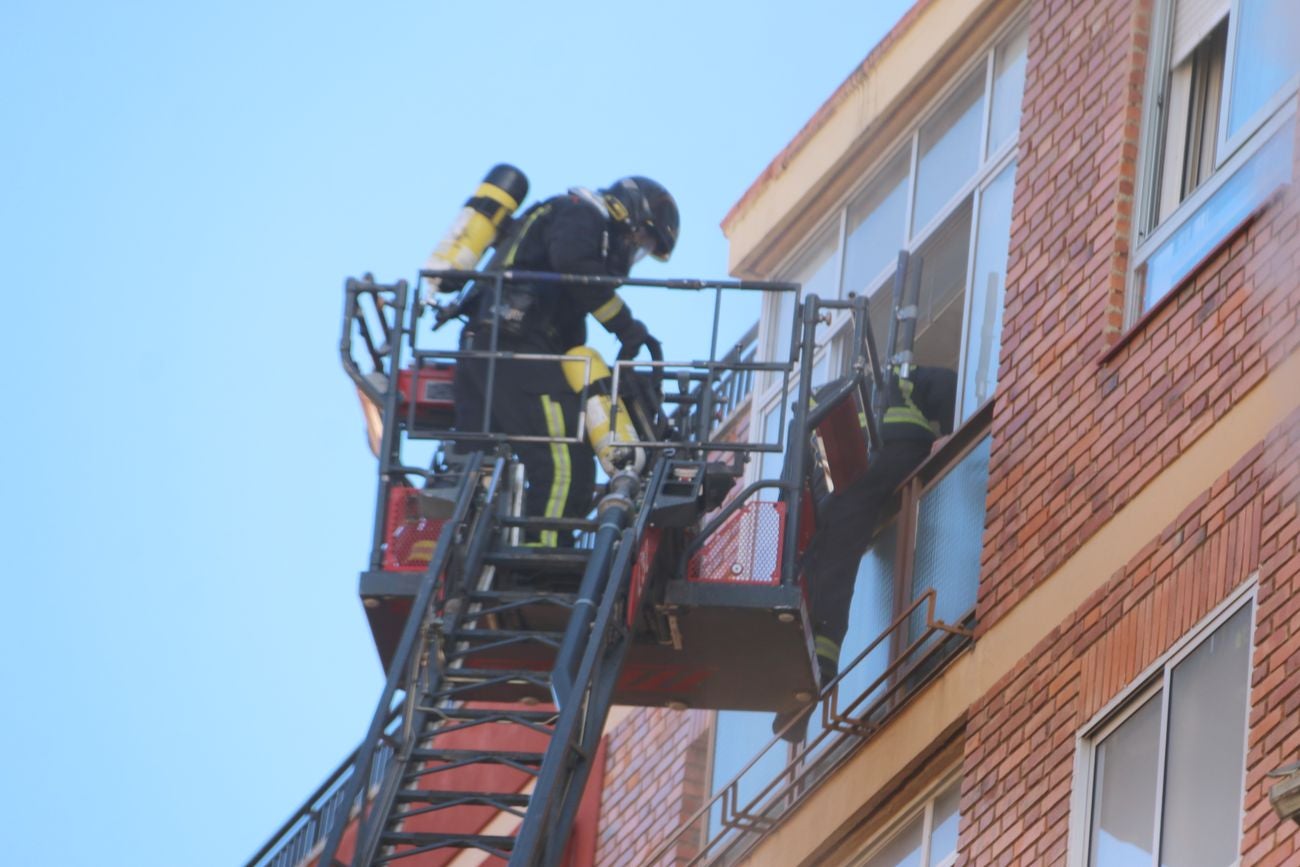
[352,454,517,865]
[316,453,495,867]
[509,462,663,866]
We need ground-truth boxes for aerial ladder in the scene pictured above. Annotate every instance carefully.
[309,237,913,866]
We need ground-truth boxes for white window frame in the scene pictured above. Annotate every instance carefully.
[853,770,963,867]
[1129,0,1300,322]
[748,12,1030,471]
[1066,578,1257,867]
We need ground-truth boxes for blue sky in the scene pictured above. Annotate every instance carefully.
[0,2,911,863]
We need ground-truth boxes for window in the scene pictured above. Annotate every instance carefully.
[755,17,1026,433]
[1080,598,1253,866]
[858,777,961,867]
[709,709,793,838]
[907,436,990,644]
[1132,0,1299,313]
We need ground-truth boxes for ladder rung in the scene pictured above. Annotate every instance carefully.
[377,831,516,860]
[418,706,557,724]
[409,747,545,766]
[396,788,531,808]
[483,547,590,572]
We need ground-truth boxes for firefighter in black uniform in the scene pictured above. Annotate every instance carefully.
[450,177,679,545]
[775,364,956,742]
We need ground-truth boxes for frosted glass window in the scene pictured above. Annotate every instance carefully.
[1088,694,1161,866]
[863,813,924,867]
[909,436,990,644]
[929,782,961,861]
[836,522,898,708]
[1158,604,1251,867]
[710,710,790,838]
[988,25,1028,154]
[961,161,1017,419]
[1226,0,1300,139]
[843,151,910,297]
[912,72,985,236]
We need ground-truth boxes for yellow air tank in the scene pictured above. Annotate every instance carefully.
[422,164,529,299]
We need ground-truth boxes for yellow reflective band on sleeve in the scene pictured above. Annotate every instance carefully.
[539,395,571,548]
[474,181,521,213]
[591,295,625,324]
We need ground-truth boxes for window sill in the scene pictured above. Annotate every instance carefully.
[907,397,996,489]
[1098,202,1265,367]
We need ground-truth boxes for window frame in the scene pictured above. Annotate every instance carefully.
[1067,580,1257,867]
[1128,0,1300,322]
[852,770,963,867]
[749,12,1029,461]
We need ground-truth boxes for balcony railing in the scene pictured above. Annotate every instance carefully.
[243,708,400,867]
[641,589,975,867]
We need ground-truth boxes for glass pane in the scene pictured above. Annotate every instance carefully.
[961,161,1017,420]
[759,403,786,500]
[1159,604,1252,867]
[1141,114,1294,310]
[864,812,925,867]
[710,710,792,838]
[844,151,910,297]
[989,24,1028,154]
[908,435,990,644]
[787,224,842,301]
[913,72,985,236]
[1088,693,1161,867]
[911,201,973,382]
[929,781,961,863]
[837,522,898,708]
[1227,0,1300,139]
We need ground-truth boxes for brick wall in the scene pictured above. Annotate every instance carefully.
[981,0,1300,635]
[595,708,712,866]
[956,411,1300,864]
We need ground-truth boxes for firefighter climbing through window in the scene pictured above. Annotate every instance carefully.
[423,171,680,545]
[775,363,956,742]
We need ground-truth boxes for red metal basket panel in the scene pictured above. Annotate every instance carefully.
[382,486,446,571]
[687,501,785,585]
[628,526,662,626]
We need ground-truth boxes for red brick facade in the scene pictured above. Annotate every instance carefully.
[958,0,1300,860]
[594,708,711,866]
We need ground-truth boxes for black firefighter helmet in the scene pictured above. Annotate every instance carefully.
[601,176,679,262]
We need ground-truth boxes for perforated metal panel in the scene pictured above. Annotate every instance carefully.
[688,502,785,585]
[908,436,991,642]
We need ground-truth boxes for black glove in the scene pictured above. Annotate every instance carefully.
[615,318,651,360]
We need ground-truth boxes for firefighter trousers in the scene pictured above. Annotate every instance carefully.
[453,337,596,545]
[801,438,932,659]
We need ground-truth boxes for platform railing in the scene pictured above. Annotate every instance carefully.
[639,588,975,867]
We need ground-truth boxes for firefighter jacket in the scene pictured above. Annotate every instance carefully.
[464,191,639,355]
[880,365,958,443]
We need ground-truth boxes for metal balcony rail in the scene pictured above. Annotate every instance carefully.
[640,588,975,867]
[244,707,400,867]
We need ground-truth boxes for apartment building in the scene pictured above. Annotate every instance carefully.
[634,0,1300,863]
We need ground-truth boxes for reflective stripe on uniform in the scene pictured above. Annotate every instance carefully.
[539,395,571,548]
[814,634,841,663]
[591,295,625,324]
[882,374,933,432]
[502,205,550,267]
